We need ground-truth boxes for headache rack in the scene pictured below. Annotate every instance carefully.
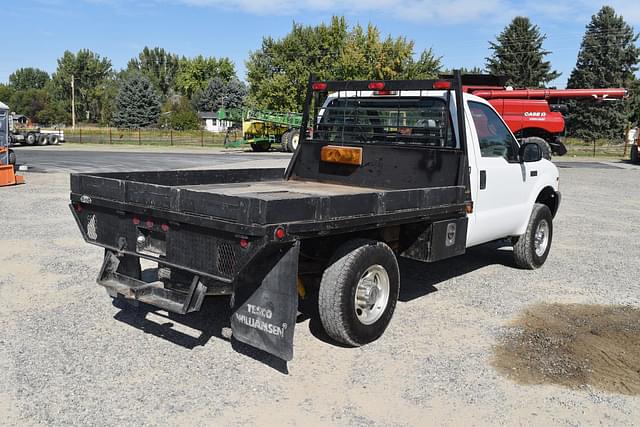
[286,70,470,195]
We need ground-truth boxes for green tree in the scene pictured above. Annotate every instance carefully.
[174,55,236,98]
[127,47,180,100]
[486,16,560,87]
[403,48,443,79]
[9,89,49,120]
[8,68,50,91]
[0,84,14,105]
[193,77,247,112]
[113,73,161,128]
[160,95,200,130]
[566,6,640,140]
[246,16,423,112]
[50,49,113,123]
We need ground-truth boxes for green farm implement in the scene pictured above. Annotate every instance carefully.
[218,108,302,152]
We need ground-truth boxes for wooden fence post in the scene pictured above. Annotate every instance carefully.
[170,129,173,146]
[109,127,112,144]
[79,128,82,143]
[138,128,141,145]
[201,129,204,147]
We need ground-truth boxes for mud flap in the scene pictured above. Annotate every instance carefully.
[231,242,300,361]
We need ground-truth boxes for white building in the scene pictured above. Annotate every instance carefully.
[198,112,233,133]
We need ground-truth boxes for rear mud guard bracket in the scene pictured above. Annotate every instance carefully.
[231,242,300,361]
[98,251,206,315]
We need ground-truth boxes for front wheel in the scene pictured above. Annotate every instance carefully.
[512,203,553,269]
[250,142,270,152]
[631,145,639,164]
[318,239,400,346]
[8,149,16,165]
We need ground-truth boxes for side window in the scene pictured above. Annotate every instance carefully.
[468,101,518,161]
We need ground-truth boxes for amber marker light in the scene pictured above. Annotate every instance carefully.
[320,145,363,166]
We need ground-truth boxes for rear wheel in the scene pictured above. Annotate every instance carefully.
[287,129,300,152]
[37,134,48,145]
[631,145,639,164]
[25,133,36,145]
[280,130,291,152]
[513,203,553,269]
[318,239,400,346]
[48,134,60,145]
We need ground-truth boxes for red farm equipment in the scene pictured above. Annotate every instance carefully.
[450,75,628,158]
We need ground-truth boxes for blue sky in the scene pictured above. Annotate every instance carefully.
[2,0,639,88]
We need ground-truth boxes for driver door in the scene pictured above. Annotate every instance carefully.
[466,101,536,246]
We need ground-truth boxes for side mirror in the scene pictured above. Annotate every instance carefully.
[519,142,543,163]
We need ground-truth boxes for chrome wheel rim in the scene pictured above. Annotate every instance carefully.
[534,219,549,257]
[291,133,299,151]
[354,265,390,325]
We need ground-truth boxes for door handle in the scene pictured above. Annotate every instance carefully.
[480,170,487,189]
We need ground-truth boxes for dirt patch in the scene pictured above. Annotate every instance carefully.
[493,303,640,395]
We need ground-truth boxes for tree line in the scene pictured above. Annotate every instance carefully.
[0,6,637,140]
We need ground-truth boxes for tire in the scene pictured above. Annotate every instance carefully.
[286,129,300,152]
[631,145,639,164]
[25,133,36,145]
[48,134,60,145]
[7,149,16,165]
[513,203,553,269]
[250,142,270,152]
[37,134,48,145]
[280,130,291,152]
[521,137,552,161]
[318,239,400,346]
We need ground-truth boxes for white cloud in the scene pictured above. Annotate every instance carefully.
[176,0,512,22]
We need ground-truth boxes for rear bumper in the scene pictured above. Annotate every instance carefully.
[99,251,206,314]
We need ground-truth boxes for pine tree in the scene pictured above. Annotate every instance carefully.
[113,73,161,128]
[193,77,247,112]
[486,16,560,87]
[566,6,640,141]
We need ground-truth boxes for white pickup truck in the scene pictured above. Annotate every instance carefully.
[69,72,560,360]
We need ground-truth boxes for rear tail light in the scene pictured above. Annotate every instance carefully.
[312,82,328,91]
[161,223,170,232]
[275,227,286,240]
[368,81,385,90]
[239,238,250,249]
[132,215,141,225]
[433,80,452,90]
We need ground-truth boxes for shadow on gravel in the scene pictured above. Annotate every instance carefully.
[493,303,640,395]
[398,239,517,302]
[112,286,288,373]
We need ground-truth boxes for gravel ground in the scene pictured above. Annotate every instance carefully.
[1,161,639,426]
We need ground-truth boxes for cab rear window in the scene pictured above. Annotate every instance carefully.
[313,97,456,148]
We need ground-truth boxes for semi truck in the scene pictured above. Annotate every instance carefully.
[9,114,65,146]
[69,71,560,361]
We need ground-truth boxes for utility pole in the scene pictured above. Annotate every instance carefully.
[71,74,76,129]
